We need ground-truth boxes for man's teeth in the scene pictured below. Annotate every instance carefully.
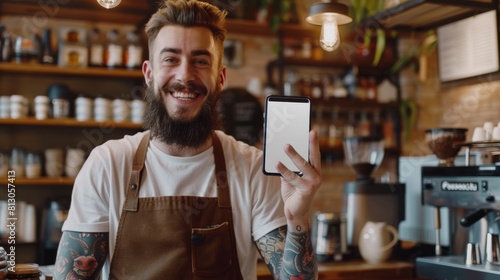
[172,92,197,100]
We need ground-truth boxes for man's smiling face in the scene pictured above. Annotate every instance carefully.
[145,25,226,122]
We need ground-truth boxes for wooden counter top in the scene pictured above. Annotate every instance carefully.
[257,260,417,280]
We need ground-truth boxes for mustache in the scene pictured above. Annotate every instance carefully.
[163,82,207,95]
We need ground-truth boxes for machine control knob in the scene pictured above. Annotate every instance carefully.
[486,195,495,203]
[424,183,434,190]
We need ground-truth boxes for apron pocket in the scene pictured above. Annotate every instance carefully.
[191,221,232,276]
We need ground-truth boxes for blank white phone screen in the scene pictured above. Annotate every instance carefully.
[263,96,311,175]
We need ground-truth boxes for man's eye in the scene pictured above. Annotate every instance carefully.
[163,57,177,63]
[194,59,209,66]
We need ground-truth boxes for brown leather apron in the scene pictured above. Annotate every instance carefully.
[109,131,243,280]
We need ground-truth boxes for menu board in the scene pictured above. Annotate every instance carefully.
[437,10,499,82]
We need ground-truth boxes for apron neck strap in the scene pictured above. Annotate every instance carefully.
[212,132,231,208]
[123,130,150,211]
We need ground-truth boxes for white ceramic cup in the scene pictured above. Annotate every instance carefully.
[45,148,64,177]
[492,127,500,141]
[484,122,494,141]
[472,127,487,142]
[65,148,85,178]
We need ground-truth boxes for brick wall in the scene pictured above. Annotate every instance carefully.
[399,35,500,158]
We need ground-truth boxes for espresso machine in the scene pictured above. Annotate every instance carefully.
[342,136,405,255]
[417,128,500,279]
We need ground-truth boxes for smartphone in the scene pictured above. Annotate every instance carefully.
[262,95,311,176]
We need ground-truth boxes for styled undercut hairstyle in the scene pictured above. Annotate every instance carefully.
[145,0,228,66]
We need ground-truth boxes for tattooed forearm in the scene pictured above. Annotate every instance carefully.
[256,225,317,280]
[54,231,109,280]
[281,229,317,279]
[256,226,287,277]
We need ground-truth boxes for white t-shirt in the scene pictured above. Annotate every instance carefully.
[62,130,286,279]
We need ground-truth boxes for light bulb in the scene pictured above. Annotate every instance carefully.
[97,0,122,9]
[320,18,340,52]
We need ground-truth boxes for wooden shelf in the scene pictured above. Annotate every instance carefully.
[369,0,497,31]
[2,1,279,37]
[311,98,398,111]
[0,62,144,79]
[1,1,154,25]
[0,117,143,129]
[225,18,274,37]
[1,177,74,186]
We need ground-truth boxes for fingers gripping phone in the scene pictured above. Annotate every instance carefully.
[262,95,311,176]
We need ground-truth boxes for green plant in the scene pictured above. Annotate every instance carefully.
[349,0,387,66]
[251,0,297,32]
[349,0,438,73]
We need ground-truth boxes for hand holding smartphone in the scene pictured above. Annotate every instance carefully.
[262,95,311,176]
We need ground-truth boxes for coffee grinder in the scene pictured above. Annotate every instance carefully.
[342,136,405,256]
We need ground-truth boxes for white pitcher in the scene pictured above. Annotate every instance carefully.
[358,221,398,264]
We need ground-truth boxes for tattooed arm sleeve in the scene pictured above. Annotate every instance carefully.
[53,231,109,280]
[256,225,318,280]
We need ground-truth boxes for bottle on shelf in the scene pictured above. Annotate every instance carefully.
[311,73,323,99]
[284,70,299,96]
[370,110,384,138]
[312,108,329,148]
[124,29,143,69]
[328,107,343,149]
[88,28,105,67]
[104,29,123,68]
[367,78,378,100]
[357,111,371,136]
[344,111,357,138]
[298,74,312,97]
[41,28,55,64]
[383,111,396,149]
[332,75,348,99]
[343,65,358,100]
[322,74,334,100]
[1,31,12,62]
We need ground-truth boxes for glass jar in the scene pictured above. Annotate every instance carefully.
[6,263,41,280]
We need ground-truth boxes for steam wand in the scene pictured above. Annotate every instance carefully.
[435,207,441,256]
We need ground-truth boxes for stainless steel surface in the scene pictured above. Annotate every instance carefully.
[417,255,500,280]
[465,243,482,265]
[486,233,500,264]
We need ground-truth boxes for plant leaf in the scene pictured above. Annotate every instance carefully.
[373,28,385,66]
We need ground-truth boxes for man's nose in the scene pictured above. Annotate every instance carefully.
[175,60,194,84]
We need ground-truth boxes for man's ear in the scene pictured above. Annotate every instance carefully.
[142,60,152,87]
[218,65,226,89]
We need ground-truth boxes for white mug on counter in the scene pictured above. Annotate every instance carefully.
[358,221,398,264]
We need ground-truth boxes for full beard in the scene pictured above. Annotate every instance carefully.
[143,79,223,149]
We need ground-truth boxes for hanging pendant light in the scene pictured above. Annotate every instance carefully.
[306,0,352,52]
[97,0,122,9]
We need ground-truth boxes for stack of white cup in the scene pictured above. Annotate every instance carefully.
[65,148,85,178]
[472,122,500,142]
[0,96,10,118]
[10,95,28,119]
[44,148,64,178]
[94,97,111,122]
[112,98,130,122]
[131,99,145,124]
[33,95,50,120]
[75,96,93,121]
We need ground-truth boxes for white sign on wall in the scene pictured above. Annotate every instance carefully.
[438,10,499,82]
